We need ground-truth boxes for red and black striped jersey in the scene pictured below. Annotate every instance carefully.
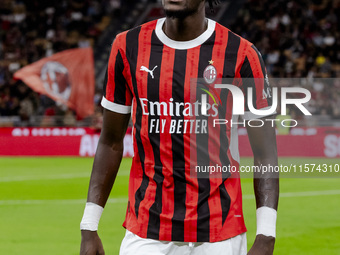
[102,18,272,242]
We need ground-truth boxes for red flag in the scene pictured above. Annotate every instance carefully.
[14,48,95,118]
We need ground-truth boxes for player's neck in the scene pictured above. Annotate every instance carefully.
[163,12,207,41]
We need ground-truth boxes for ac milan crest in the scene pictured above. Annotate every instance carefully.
[203,60,217,84]
[41,61,71,101]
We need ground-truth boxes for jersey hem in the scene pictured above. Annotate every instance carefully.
[124,225,247,243]
[101,96,131,114]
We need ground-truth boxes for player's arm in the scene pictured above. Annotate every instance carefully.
[80,109,130,255]
[247,119,279,255]
[80,34,132,255]
[239,45,279,255]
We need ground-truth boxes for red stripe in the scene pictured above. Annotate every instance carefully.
[215,34,247,241]
[207,23,229,239]
[125,98,141,229]
[118,30,143,230]
[227,37,247,119]
[118,32,133,106]
[118,31,137,163]
[106,38,119,102]
[235,38,248,79]
[158,46,176,240]
[247,47,264,78]
[106,31,133,105]
[183,46,201,242]
[247,47,269,108]
[218,35,248,241]
[133,22,157,238]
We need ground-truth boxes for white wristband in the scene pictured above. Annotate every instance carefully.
[256,206,277,238]
[80,202,104,231]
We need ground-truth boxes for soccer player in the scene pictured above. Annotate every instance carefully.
[80,0,279,254]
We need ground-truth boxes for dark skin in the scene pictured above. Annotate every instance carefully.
[80,110,130,255]
[162,0,207,41]
[80,1,279,254]
[247,117,279,255]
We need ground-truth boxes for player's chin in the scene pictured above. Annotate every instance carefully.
[163,0,186,11]
[163,5,186,14]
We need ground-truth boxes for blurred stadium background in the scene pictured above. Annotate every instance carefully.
[0,0,339,254]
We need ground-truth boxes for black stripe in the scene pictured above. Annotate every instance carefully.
[125,26,148,219]
[218,86,231,226]
[146,31,164,239]
[217,31,243,225]
[103,38,116,98]
[196,32,216,242]
[251,45,266,77]
[171,49,187,242]
[102,42,114,98]
[240,56,256,110]
[218,85,230,173]
[223,31,241,78]
[251,45,272,107]
[113,51,127,105]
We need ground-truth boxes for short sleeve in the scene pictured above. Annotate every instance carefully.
[101,36,132,114]
[239,45,274,120]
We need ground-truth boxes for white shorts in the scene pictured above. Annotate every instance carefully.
[119,230,247,255]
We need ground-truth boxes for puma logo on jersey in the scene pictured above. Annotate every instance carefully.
[140,65,158,79]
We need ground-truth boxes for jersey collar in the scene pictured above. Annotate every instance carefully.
[155,18,216,50]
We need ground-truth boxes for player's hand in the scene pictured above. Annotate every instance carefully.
[247,234,275,255]
[80,230,105,255]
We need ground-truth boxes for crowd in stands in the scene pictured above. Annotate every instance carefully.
[230,0,340,119]
[0,0,121,126]
[0,0,339,127]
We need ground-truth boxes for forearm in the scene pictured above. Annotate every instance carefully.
[246,118,279,210]
[87,140,124,207]
[80,110,129,255]
[253,156,279,210]
[253,154,279,246]
[249,156,279,253]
